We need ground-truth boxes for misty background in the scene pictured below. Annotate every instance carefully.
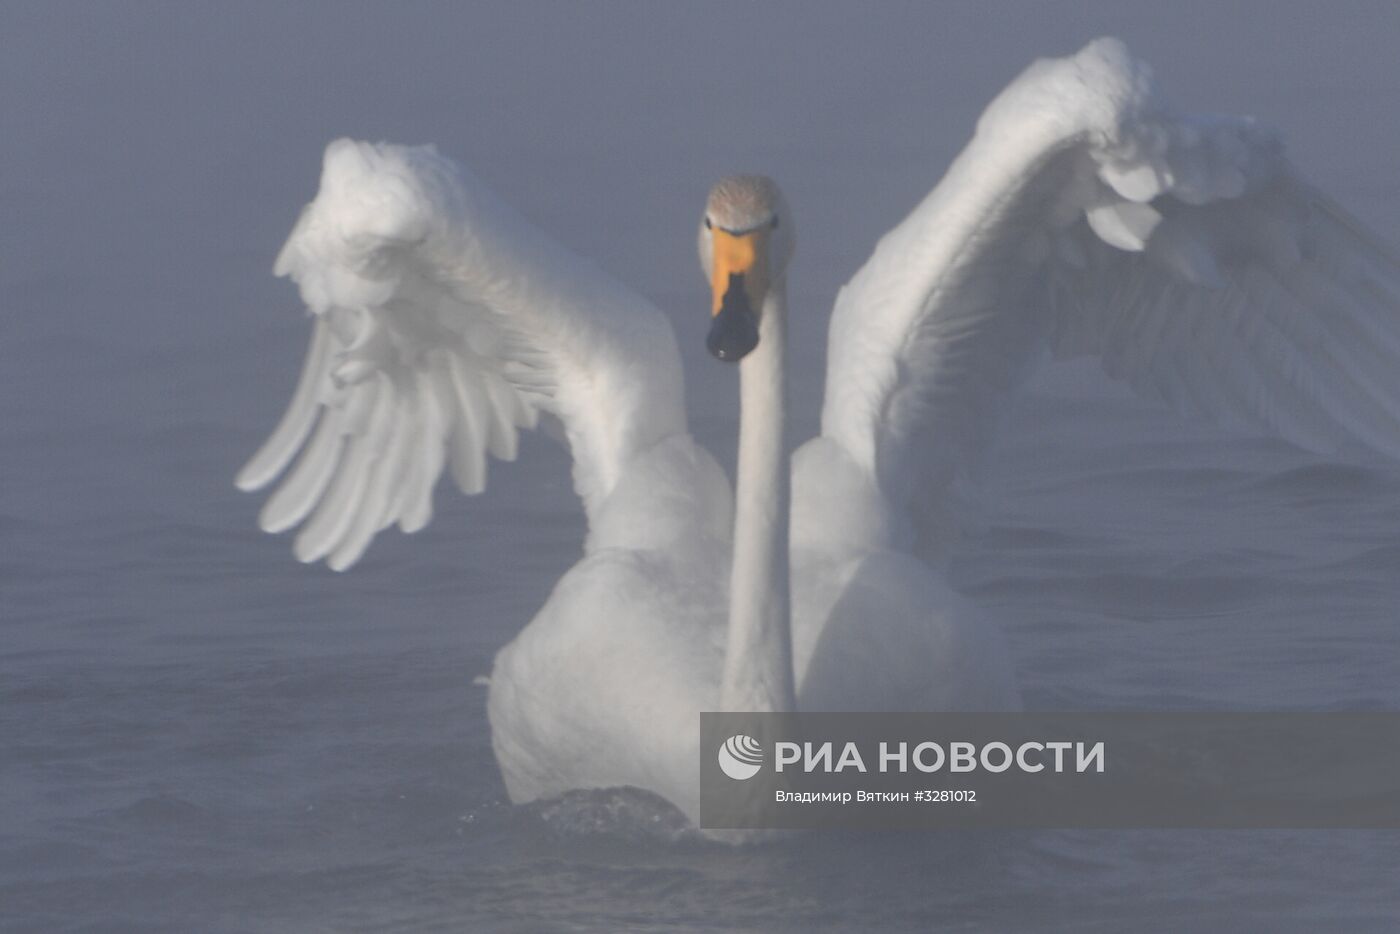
[4,2,1400,931]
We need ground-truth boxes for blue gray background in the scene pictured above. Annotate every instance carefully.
[4,2,1400,931]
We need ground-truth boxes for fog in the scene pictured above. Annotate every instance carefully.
[5,3,1400,930]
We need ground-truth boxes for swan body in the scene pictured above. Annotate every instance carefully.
[238,38,1400,826]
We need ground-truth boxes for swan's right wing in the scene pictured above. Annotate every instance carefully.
[820,38,1400,546]
[1047,177,1400,455]
[236,140,686,569]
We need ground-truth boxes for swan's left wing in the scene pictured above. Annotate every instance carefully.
[820,38,1400,541]
[236,140,686,569]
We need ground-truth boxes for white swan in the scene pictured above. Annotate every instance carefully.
[237,38,1400,825]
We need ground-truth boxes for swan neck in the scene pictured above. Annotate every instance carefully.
[721,283,795,712]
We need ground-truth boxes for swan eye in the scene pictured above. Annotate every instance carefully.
[704,216,712,230]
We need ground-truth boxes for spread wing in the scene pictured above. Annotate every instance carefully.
[819,38,1400,541]
[236,140,686,569]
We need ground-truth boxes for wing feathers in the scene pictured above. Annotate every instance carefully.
[327,377,400,571]
[820,37,1400,542]
[239,140,685,568]
[399,367,447,534]
[294,380,386,564]
[257,408,344,534]
[236,318,333,492]
[483,375,521,462]
[443,356,489,494]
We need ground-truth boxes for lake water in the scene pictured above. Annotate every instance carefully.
[4,3,1400,931]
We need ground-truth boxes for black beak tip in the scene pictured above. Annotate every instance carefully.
[707,272,759,362]
[707,323,759,362]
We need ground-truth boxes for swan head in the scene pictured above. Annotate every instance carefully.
[699,175,792,362]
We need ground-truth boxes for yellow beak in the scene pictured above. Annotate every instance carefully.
[710,227,769,316]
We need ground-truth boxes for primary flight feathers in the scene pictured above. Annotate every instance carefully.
[236,139,685,570]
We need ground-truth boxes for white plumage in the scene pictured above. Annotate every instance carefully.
[235,139,686,569]
[238,38,1400,825]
